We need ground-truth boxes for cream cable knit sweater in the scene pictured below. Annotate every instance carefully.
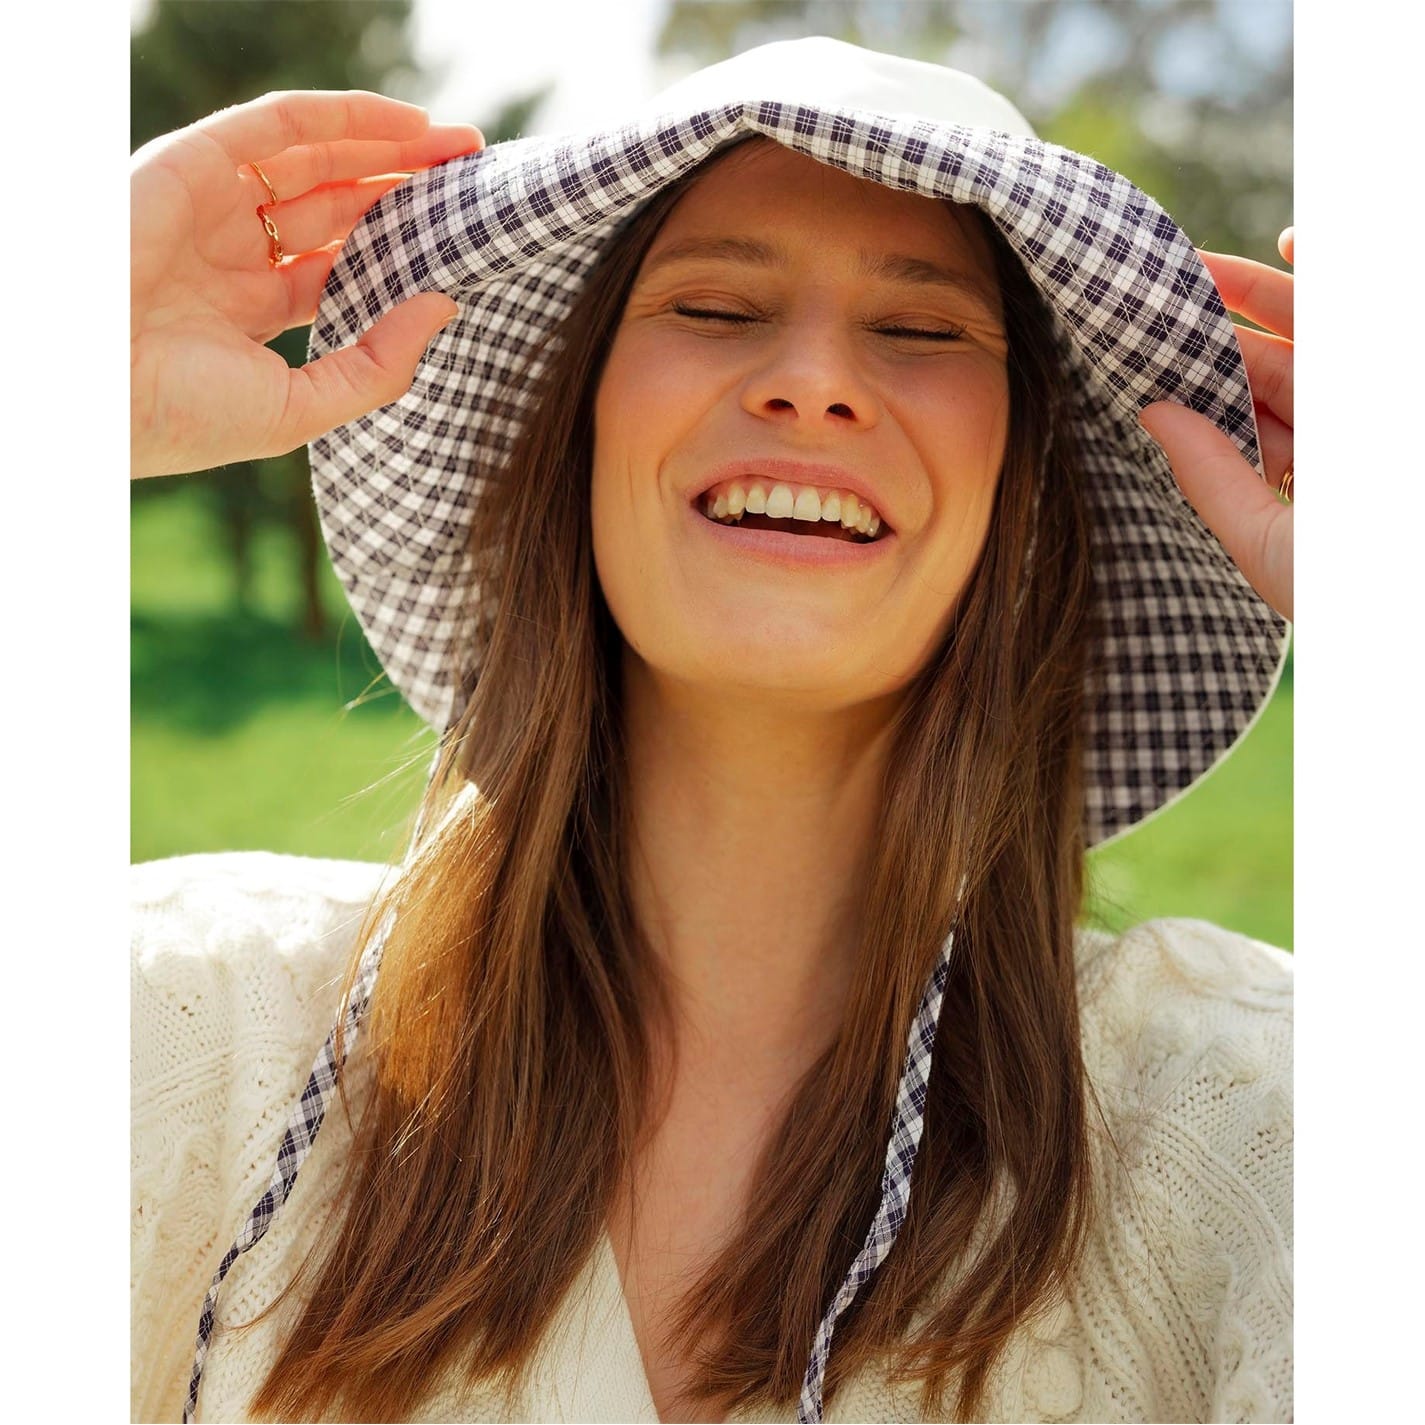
[132,853,1293,1424]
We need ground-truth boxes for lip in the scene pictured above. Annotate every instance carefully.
[688,457,897,534]
[682,493,897,570]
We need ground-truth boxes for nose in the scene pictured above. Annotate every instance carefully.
[739,322,882,430]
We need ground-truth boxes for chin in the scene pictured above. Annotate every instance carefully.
[664,634,874,695]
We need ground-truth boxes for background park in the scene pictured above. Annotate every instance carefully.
[131,0,1292,950]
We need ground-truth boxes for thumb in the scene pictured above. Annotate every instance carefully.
[280,293,461,448]
[1138,399,1280,547]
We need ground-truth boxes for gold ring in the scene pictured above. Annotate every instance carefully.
[247,161,283,267]
[248,160,279,206]
[1277,460,1293,503]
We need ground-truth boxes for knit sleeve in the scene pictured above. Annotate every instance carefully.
[1076,916,1293,1424]
[130,852,387,1424]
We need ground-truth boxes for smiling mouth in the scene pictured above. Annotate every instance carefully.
[700,510,882,544]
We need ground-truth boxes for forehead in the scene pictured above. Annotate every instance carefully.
[641,138,1001,308]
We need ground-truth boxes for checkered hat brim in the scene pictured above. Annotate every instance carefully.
[309,97,1287,853]
[181,57,1289,1425]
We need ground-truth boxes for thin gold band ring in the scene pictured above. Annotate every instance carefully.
[247,161,283,266]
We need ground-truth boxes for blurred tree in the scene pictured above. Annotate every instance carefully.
[131,0,543,636]
[657,0,1291,265]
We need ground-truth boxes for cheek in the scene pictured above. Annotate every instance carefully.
[907,368,1011,601]
[953,377,1011,531]
[591,329,727,557]
[590,335,687,657]
[915,361,1011,465]
[592,332,702,503]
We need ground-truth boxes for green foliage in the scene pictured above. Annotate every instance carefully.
[130,0,420,149]
[658,0,963,59]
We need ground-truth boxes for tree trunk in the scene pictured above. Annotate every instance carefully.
[296,479,326,642]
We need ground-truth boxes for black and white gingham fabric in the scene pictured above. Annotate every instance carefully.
[186,38,1290,1422]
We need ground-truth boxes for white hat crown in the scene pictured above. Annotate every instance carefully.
[638,35,1037,137]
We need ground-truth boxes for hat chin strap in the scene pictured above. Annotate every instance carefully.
[797,869,969,1424]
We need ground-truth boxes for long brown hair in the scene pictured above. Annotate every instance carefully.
[247,137,1101,1423]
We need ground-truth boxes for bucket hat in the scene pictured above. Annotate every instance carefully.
[183,36,1290,1424]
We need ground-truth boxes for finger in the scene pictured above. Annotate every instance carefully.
[274,292,461,451]
[1253,406,1293,495]
[1197,249,1293,341]
[248,123,484,200]
[192,89,433,169]
[1139,401,1292,619]
[236,240,345,342]
[1233,324,1294,430]
[1140,386,1293,497]
[1278,227,1294,265]
[256,174,414,265]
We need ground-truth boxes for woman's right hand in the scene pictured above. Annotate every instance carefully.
[131,90,483,479]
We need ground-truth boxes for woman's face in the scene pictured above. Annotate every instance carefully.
[591,139,1010,707]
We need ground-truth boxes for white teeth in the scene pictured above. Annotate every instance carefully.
[697,477,887,539]
[765,483,795,519]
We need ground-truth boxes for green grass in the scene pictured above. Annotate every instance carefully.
[132,481,1292,949]
[131,701,432,863]
[131,480,435,864]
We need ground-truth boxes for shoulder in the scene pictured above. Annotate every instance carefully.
[1068,917,1293,1420]
[131,845,390,1169]
[1073,913,1291,1014]
[131,850,390,1089]
[132,850,388,1026]
[1071,913,1292,1190]
[1072,915,1292,1140]
[132,848,388,957]
[131,851,390,1421]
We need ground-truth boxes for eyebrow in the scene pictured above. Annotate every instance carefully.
[640,234,1001,314]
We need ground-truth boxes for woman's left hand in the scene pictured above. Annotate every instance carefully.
[1139,226,1294,622]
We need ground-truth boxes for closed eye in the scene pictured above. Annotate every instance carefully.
[877,323,968,341]
[670,305,764,328]
[671,305,967,342]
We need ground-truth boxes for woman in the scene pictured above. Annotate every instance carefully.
[132,39,1293,1425]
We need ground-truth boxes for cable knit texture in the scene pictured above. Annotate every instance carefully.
[132,853,1292,1423]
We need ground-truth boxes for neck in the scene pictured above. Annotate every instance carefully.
[621,647,900,1083]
